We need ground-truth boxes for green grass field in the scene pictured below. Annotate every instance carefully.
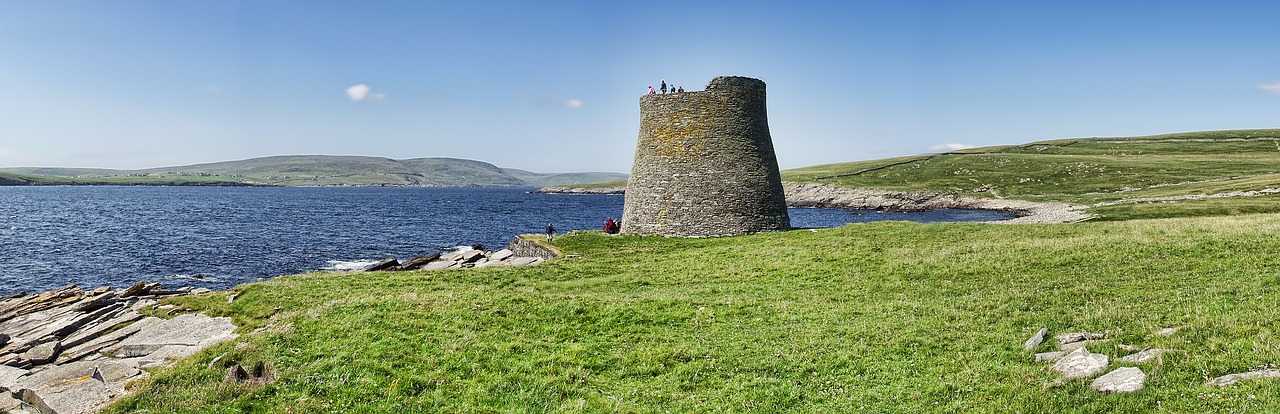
[93,128,1280,412]
[108,215,1280,413]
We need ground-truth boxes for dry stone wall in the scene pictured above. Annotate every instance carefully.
[622,76,790,237]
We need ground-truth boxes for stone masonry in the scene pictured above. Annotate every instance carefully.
[622,76,790,237]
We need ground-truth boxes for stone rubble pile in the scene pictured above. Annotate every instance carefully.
[1024,325,1280,394]
[361,248,545,272]
[1026,328,1153,393]
[0,283,236,414]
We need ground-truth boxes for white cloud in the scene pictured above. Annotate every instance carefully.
[1259,81,1280,97]
[929,143,975,152]
[346,84,385,102]
[538,96,584,109]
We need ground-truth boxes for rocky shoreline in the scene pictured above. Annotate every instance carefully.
[537,182,1093,224]
[0,236,561,413]
[0,283,236,414]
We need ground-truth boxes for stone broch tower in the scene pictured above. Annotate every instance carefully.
[622,76,791,237]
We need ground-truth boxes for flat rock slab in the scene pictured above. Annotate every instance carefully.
[1060,339,1110,353]
[1056,332,1106,345]
[509,257,544,266]
[0,364,29,389]
[1053,347,1109,379]
[1207,369,1280,387]
[114,313,237,350]
[14,359,142,414]
[21,341,61,365]
[1118,348,1168,364]
[1024,327,1048,351]
[1034,351,1066,363]
[1092,367,1146,393]
[422,260,457,271]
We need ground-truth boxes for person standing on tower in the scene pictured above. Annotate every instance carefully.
[660,79,667,94]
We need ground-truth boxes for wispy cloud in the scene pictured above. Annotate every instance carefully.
[929,143,975,152]
[346,84,385,102]
[1259,81,1280,97]
[539,96,584,109]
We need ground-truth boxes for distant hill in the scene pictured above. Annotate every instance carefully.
[783,128,1280,220]
[0,156,627,187]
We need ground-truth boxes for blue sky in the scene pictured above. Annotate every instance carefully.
[1,1,1277,173]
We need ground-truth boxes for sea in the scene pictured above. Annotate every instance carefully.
[0,186,1013,296]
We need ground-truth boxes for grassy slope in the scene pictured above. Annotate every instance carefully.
[111,217,1280,412]
[782,129,1280,220]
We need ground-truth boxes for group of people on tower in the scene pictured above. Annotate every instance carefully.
[647,79,684,95]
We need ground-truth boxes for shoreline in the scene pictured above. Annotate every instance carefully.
[536,182,1093,224]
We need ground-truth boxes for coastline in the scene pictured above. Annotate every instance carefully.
[536,182,1094,224]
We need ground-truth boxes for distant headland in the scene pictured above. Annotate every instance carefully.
[0,155,627,188]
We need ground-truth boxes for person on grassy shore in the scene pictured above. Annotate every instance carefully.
[546,223,555,242]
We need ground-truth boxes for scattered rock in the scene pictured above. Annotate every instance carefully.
[1052,347,1109,379]
[1056,332,1107,345]
[422,260,457,271]
[1092,367,1146,393]
[488,249,515,262]
[1116,343,1144,353]
[397,253,441,271]
[1207,369,1280,387]
[1024,327,1048,351]
[1034,351,1066,363]
[459,249,485,264]
[363,257,400,272]
[1060,339,1110,353]
[1119,348,1168,364]
[20,341,60,365]
[1155,327,1179,337]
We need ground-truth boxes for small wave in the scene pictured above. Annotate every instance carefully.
[169,274,220,282]
[323,259,382,271]
[448,245,477,253]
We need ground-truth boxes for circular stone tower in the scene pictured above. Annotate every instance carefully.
[621,76,790,237]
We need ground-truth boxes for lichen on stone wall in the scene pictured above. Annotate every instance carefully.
[622,76,790,237]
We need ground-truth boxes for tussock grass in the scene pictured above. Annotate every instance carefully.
[107,214,1280,412]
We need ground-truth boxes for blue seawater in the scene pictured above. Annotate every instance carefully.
[0,186,1011,296]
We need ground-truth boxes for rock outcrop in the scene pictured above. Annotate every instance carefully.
[361,245,548,272]
[0,283,236,414]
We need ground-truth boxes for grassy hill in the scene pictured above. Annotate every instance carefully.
[783,128,1280,220]
[111,215,1280,412]
[0,156,626,187]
